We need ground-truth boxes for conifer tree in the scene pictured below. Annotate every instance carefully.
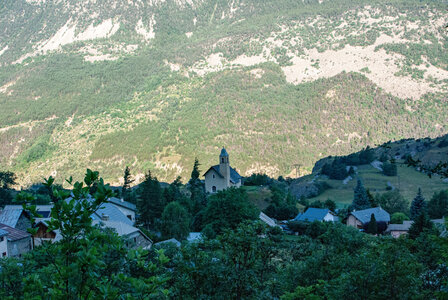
[410,188,426,220]
[366,213,378,234]
[137,170,164,230]
[352,178,371,210]
[408,211,434,239]
[189,158,206,214]
[121,166,134,201]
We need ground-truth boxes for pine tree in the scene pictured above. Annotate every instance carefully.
[408,211,434,239]
[366,213,378,234]
[121,166,134,201]
[137,170,164,230]
[189,158,206,214]
[410,188,426,220]
[352,178,371,210]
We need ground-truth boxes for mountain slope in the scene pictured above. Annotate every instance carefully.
[0,0,447,185]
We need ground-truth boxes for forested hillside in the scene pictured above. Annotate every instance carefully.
[0,0,447,186]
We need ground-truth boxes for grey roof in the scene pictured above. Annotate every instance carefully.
[294,208,333,222]
[0,223,31,241]
[92,202,134,226]
[3,205,52,218]
[155,238,181,247]
[0,208,25,228]
[187,232,202,243]
[220,148,229,157]
[0,228,8,237]
[204,165,242,184]
[66,196,134,226]
[93,220,140,236]
[386,220,413,232]
[351,207,390,224]
[108,197,137,211]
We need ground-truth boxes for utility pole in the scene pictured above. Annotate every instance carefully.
[292,164,301,178]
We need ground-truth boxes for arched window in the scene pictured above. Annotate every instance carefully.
[221,158,225,163]
[212,186,217,193]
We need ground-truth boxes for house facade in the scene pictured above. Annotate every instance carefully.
[0,229,8,258]
[347,207,390,229]
[108,197,137,224]
[204,148,242,193]
[0,223,33,258]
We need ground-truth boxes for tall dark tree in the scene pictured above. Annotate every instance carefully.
[137,170,164,230]
[408,211,435,239]
[366,213,378,235]
[189,158,206,215]
[0,171,16,207]
[121,166,134,201]
[427,190,448,219]
[366,188,378,207]
[352,178,371,210]
[410,188,426,220]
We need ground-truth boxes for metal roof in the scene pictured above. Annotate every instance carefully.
[294,208,332,222]
[351,207,390,224]
[220,148,229,157]
[0,228,8,237]
[93,220,139,236]
[92,202,134,226]
[0,223,31,241]
[204,165,242,183]
[0,208,25,228]
[108,197,137,211]
[386,221,413,232]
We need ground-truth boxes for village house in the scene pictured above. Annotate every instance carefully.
[385,220,413,238]
[294,208,339,222]
[0,206,32,232]
[108,197,137,223]
[93,220,153,249]
[0,223,32,258]
[203,148,242,193]
[347,207,390,229]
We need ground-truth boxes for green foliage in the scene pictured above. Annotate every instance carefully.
[382,160,398,176]
[9,169,170,298]
[366,213,378,234]
[121,166,134,201]
[0,170,16,207]
[390,212,410,224]
[203,188,259,234]
[408,212,435,239]
[427,190,448,219]
[410,188,426,220]
[161,201,191,240]
[352,178,371,210]
[377,190,409,215]
[244,173,272,186]
[321,158,348,180]
[137,170,164,229]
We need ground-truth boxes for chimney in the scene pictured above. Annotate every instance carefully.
[101,214,109,221]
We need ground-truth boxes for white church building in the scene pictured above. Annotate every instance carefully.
[203,148,242,193]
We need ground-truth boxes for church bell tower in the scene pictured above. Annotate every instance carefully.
[219,147,230,187]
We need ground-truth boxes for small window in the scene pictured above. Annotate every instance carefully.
[2,252,6,257]
[212,186,217,193]
[127,215,133,221]
[212,174,215,178]
[0,237,4,242]
[133,237,137,243]
[221,158,224,163]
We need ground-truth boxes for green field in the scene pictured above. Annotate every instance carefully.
[308,163,448,208]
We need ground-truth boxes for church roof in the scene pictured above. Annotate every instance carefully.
[203,165,242,184]
[220,148,229,157]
